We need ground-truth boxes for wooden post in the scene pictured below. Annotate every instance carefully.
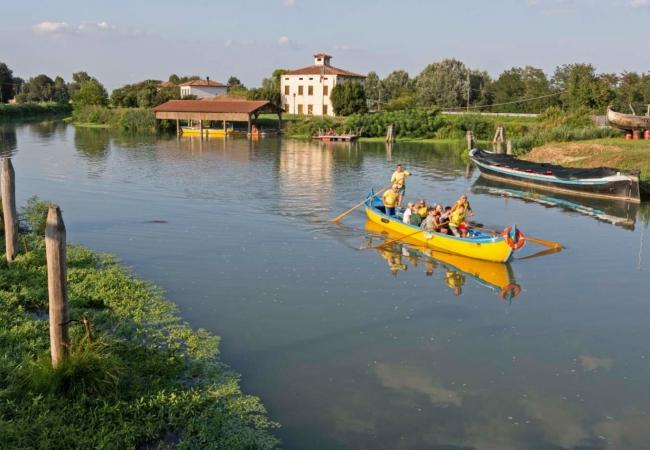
[647,104,650,117]
[465,130,474,150]
[176,119,180,136]
[1,158,17,263]
[199,120,203,139]
[386,124,395,143]
[506,140,513,155]
[247,115,252,136]
[45,205,69,368]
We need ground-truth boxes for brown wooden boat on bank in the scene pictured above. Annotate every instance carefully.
[606,107,650,131]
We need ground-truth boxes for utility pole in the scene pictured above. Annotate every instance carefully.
[466,71,470,113]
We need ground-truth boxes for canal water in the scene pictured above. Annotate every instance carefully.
[4,121,650,450]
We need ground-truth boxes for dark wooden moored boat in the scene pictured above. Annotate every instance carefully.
[469,148,641,203]
[606,107,650,131]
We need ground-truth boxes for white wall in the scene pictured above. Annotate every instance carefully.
[280,75,338,116]
[181,86,228,99]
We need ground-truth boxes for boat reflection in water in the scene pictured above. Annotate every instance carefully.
[365,221,522,301]
[472,176,639,230]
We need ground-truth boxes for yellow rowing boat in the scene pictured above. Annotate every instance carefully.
[365,220,518,293]
[364,190,517,263]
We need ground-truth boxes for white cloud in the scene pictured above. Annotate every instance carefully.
[32,20,135,37]
[277,35,290,45]
[629,0,650,7]
[33,21,73,35]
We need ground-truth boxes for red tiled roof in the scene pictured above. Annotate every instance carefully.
[284,65,365,78]
[179,79,227,87]
[153,99,271,114]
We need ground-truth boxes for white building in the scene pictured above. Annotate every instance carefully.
[281,53,365,116]
[179,78,228,99]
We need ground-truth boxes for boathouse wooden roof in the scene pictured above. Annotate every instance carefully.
[153,99,282,123]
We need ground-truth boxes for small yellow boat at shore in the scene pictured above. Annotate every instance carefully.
[180,127,247,137]
[364,189,521,263]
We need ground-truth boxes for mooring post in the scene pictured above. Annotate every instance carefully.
[506,140,513,155]
[466,130,474,150]
[45,205,69,368]
[1,158,17,262]
[386,124,395,143]
[176,119,180,136]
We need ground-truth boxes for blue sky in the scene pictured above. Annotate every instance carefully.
[2,0,648,90]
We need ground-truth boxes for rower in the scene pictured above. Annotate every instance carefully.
[382,184,400,217]
[390,164,411,207]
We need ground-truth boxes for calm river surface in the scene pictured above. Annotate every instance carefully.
[4,121,650,450]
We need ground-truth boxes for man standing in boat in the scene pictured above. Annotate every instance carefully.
[390,164,411,207]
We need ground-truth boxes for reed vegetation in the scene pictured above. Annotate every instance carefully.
[0,102,72,120]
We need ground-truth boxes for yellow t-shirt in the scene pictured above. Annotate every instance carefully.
[449,208,465,227]
[417,206,428,218]
[383,190,398,207]
[391,170,411,188]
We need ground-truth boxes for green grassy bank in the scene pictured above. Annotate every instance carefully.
[0,199,279,449]
[0,102,72,121]
[523,138,650,186]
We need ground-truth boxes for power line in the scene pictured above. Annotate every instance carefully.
[445,91,563,111]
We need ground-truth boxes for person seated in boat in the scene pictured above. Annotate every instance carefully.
[451,194,473,218]
[382,184,400,217]
[416,199,428,219]
[402,202,414,224]
[436,206,451,235]
[409,203,422,226]
[420,207,440,231]
[327,127,336,136]
[448,204,466,237]
[390,164,411,207]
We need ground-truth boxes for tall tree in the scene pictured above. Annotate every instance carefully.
[552,63,614,111]
[330,80,367,116]
[52,76,69,103]
[382,69,413,102]
[227,76,244,91]
[491,66,553,112]
[71,79,108,107]
[364,71,382,111]
[0,62,14,103]
[415,59,469,108]
[17,75,55,103]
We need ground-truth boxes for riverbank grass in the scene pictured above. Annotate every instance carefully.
[0,203,279,449]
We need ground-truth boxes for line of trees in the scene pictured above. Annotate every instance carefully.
[0,62,109,108]
[364,59,650,115]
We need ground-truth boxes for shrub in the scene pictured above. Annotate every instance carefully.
[117,108,156,133]
[20,196,50,235]
[346,109,443,138]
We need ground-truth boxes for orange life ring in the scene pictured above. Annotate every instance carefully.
[502,226,526,250]
[499,283,522,301]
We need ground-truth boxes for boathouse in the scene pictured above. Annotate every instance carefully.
[153,99,283,135]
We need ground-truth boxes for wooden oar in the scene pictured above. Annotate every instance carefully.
[366,228,425,250]
[331,183,392,223]
[470,222,564,250]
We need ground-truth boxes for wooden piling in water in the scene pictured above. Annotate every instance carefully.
[506,140,513,155]
[1,158,17,263]
[466,130,474,150]
[45,205,69,368]
[386,124,395,143]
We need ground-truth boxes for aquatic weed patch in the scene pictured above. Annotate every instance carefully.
[0,232,279,449]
